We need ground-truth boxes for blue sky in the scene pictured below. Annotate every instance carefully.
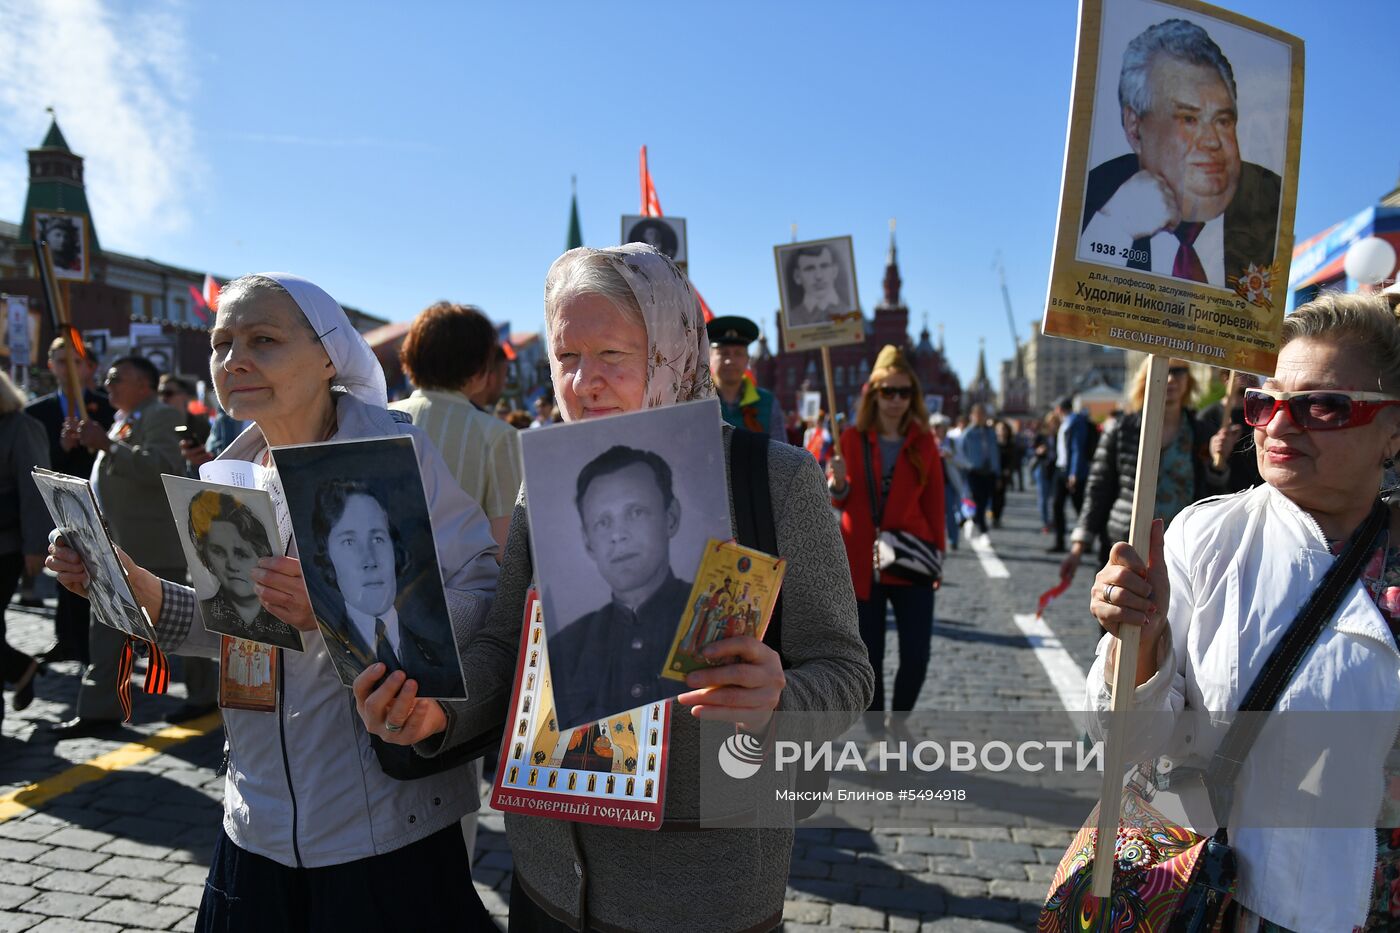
[1,0,1396,388]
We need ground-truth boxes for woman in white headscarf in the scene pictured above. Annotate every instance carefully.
[47,274,500,931]
[354,245,875,933]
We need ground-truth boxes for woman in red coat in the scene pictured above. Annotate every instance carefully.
[828,346,946,711]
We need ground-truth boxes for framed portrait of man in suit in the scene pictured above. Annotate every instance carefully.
[774,236,865,353]
[519,400,730,732]
[1044,0,1302,375]
[272,436,466,698]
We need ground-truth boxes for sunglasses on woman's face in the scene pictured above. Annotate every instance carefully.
[1242,387,1400,431]
[876,386,913,400]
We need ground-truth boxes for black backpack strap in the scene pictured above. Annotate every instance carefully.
[728,429,786,667]
[1204,499,1389,824]
[731,427,761,553]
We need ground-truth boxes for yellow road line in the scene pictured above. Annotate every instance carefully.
[0,712,223,823]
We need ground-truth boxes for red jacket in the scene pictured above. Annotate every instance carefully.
[833,425,946,600]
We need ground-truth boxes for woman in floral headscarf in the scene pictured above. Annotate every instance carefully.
[354,244,874,933]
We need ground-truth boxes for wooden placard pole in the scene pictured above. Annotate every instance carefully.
[820,347,840,458]
[37,246,84,406]
[1090,352,1170,897]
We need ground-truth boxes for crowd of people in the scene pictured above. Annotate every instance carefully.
[2,241,1399,930]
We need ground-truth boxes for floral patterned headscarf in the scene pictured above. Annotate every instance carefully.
[561,243,716,409]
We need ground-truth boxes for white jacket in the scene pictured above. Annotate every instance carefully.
[1086,483,1400,933]
[155,392,499,868]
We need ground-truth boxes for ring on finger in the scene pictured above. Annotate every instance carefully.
[1103,583,1117,604]
[384,720,403,734]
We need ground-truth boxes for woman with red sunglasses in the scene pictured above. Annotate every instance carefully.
[1084,294,1400,932]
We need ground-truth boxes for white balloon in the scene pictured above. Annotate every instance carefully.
[1343,236,1397,285]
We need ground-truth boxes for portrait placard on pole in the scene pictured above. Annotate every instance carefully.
[774,235,865,464]
[32,211,91,283]
[774,236,864,354]
[1040,0,1302,902]
[5,296,30,377]
[621,214,687,269]
[1042,0,1303,376]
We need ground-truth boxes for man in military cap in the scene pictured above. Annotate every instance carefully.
[706,315,786,442]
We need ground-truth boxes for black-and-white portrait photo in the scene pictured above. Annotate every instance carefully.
[32,470,153,640]
[33,211,88,281]
[621,215,687,265]
[272,436,465,698]
[775,236,858,328]
[520,400,729,732]
[135,337,176,376]
[162,476,303,651]
[1076,0,1292,290]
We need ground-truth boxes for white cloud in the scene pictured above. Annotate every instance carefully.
[0,0,199,248]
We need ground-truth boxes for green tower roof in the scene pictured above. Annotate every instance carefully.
[39,118,70,151]
[19,115,100,253]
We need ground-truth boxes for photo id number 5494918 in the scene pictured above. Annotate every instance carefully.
[898,789,967,802]
[1089,242,1149,265]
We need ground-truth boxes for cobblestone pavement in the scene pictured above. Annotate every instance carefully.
[0,484,1105,932]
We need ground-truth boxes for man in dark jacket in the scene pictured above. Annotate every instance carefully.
[53,355,215,736]
[1048,397,1094,553]
[23,338,114,664]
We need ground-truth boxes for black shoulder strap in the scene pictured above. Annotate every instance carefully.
[729,429,787,667]
[1205,499,1389,823]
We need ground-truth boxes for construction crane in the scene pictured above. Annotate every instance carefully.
[993,252,1032,414]
[993,251,1022,363]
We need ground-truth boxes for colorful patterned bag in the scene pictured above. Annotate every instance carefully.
[1039,768,1235,932]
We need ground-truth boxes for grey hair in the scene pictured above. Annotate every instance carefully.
[1282,293,1400,395]
[1118,19,1237,118]
[217,274,317,338]
[542,249,645,343]
[0,371,26,415]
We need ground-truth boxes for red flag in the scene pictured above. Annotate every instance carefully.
[640,145,663,217]
[695,291,715,323]
[638,146,713,322]
[1034,577,1072,620]
[805,425,829,464]
[189,274,220,324]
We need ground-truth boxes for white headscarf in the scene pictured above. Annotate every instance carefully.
[585,243,716,408]
[261,272,387,408]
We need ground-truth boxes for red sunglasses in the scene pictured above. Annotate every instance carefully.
[1243,387,1400,431]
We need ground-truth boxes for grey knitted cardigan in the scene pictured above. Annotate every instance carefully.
[424,427,874,932]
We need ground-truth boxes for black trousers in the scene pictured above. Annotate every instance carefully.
[856,583,935,712]
[196,823,494,932]
[54,586,91,664]
[967,471,997,534]
[0,552,36,684]
[1050,473,1086,548]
